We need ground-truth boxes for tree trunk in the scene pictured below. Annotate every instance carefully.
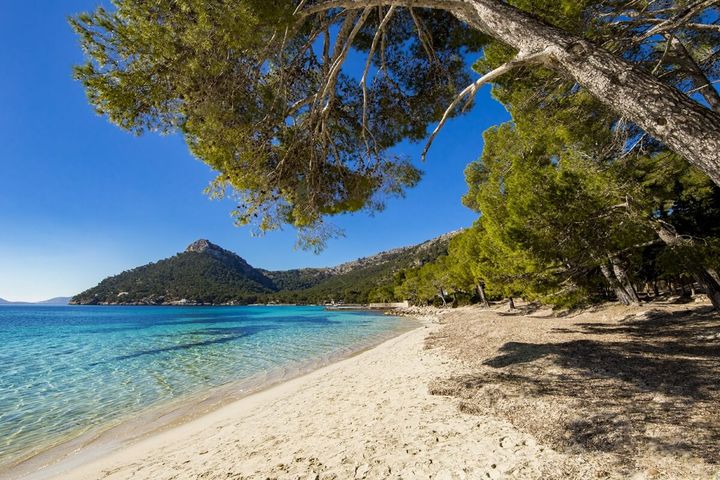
[508,297,516,310]
[694,268,720,311]
[652,281,659,297]
[600,261,634,305]
[450,0,720,186]
[679,279,689,297]
[438,288,447,306]
[476,283,490,308]
[609,256,641,305]
[709,268,720,285]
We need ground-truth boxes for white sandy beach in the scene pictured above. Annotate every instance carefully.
[13,315,582,480]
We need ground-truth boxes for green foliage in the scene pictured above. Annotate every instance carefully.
[70,1,486,246]
[276,235,451,304]
[70,0,720,308]
[387,79,720,309]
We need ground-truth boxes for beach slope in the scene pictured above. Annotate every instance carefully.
[27,318,575,480]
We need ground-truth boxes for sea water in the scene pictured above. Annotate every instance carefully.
[0,305,413,467]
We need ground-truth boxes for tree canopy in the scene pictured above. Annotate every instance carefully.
[72,1,720,309]
[72,0,720,246]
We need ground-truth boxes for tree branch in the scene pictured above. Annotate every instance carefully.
[361,6,396,136]
[320,8,371,114]
[421,48,554,161]
[635,0,718,41]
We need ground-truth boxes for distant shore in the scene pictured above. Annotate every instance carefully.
[65,301,407,311]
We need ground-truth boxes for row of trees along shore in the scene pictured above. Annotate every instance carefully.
[72,0,720,310]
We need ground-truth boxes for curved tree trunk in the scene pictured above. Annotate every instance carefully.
[438,288,447,306]
[450,0,720,185]
[709,268,720,284]
[476,283,490,308]
[508,297,516,310]
[694,269,720,310]
[609,256,641,305]
[679,279,689,297]
[600,261,635,305]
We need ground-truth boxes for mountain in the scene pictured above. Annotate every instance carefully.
[34,297,72,305]
[71,240,276,305]
[70,234,454,305]
[0,297,71,305]
[265,232,456,304]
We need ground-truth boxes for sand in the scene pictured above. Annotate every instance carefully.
[426,301,720,479]
[14,314,580,480]
[13,302,716,480]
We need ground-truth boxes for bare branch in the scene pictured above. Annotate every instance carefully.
[687,79,720,94]
[293,0,310,16]
[288,94,318,116]
[665,35,720,112]
[320,8,372,114]
[409,8,438,65]
[651,35,673,75]
[361,6,396,136]
[620,133,649,159]
[635,0,718,41]
[421,48,554,161]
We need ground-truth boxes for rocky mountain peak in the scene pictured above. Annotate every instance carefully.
[185,239,251,266]
[185,239,219,253]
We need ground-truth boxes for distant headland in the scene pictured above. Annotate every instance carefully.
[0,296,71,306]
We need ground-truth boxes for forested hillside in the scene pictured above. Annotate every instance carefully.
[270,233,454,304]
[71,236,452,305]
[71,240,277,305]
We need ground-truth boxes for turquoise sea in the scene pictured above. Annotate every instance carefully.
[0,305,412,468]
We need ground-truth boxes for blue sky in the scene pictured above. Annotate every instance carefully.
[0,1,509,301]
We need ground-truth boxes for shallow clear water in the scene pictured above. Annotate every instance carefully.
[0,305,411,465]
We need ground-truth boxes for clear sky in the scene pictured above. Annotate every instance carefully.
[0,1,509,302]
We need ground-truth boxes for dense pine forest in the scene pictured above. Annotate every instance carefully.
[71,0,720,311]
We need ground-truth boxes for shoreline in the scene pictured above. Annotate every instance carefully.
[8,303,706,479]
[2,307,591,480]
[1,318,420,480]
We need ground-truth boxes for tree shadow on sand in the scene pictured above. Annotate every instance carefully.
[430,306,720,466]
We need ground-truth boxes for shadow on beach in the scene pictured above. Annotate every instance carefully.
[427,303,720,475]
